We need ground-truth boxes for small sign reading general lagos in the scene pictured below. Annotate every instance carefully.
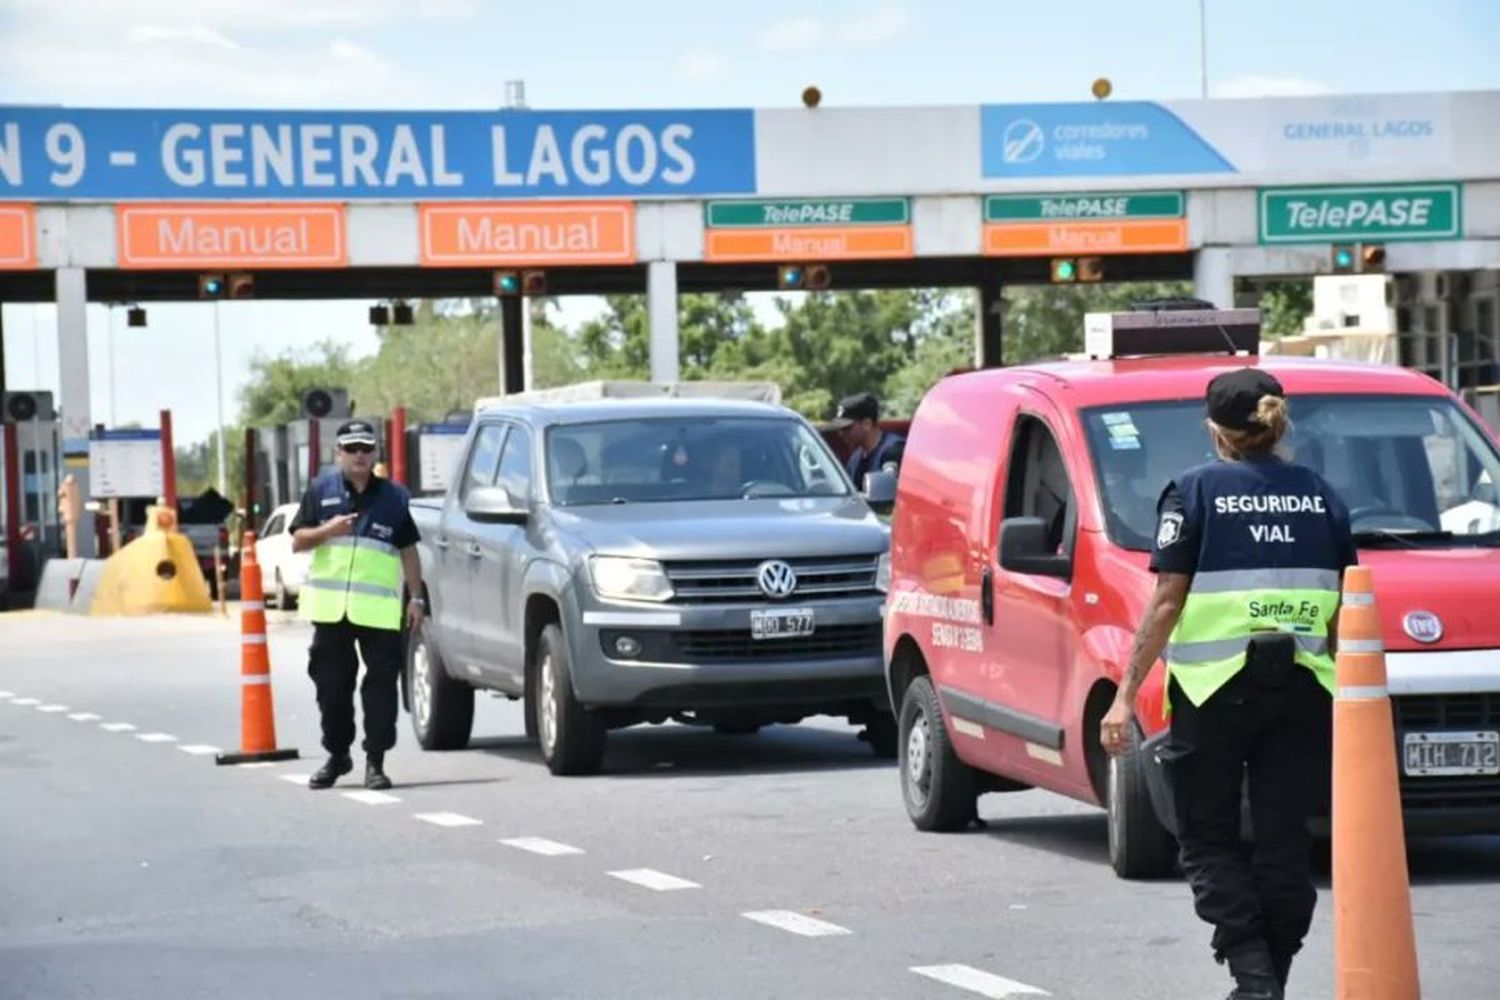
[1259,183,1462,243]
[983,190,1188,256]
[703,198,912,262]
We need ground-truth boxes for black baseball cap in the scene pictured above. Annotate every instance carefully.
[1206,369,1284,431]
[336,420,379,449]
[829,392,880,429]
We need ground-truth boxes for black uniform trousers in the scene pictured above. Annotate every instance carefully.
[1165,660,1332,966]
[308,617,404,757]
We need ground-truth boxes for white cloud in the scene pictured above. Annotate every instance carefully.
[126,25,240,50]
[1212,74,1332,99]
[760,16,825,52]
[677,50,728,80]
[835,5,909,46]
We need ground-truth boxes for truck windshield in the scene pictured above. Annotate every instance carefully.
[1083,395,1500,551]
[545,417,850,506]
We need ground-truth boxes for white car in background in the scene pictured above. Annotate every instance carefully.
[256,503,310,610]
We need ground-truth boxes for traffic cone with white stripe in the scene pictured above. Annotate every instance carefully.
[1332,565,1419,998]
[216,532,299,766]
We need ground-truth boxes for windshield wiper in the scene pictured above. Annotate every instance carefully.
[1352,529,1454,548]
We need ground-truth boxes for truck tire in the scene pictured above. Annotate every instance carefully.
[899,676,978,832]
[534,623,606,775]
[407,621,474,751]
[1108,723,1179,879]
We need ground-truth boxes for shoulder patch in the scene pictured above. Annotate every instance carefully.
[1157,510,1185,548]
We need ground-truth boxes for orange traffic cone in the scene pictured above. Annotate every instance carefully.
[1333,565,1420,998]
[215,532,300,766]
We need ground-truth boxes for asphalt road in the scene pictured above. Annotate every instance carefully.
[2,611,1497,999]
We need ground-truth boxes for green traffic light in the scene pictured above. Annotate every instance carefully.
[497,274,519,294]
[1335,249,1354,269]
[1054,260,1076,282]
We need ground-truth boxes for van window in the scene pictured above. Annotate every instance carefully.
[262,513,285,537]
[1003,416,1074,552]
[1083,395,1500,550]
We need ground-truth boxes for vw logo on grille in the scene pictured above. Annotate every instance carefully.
[756,560,798,599]
[1402,610,1443,644]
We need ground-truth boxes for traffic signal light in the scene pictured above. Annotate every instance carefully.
[1362,244,1387,272]
[777,264,831,290]
[494,270,520,296]
[391,301,414,325]
[1077,257,1104,282]
[126,306,148,327]
[198,273,226,298]
[369,304,391,325]
[494,270,547,296]
[228,272,255,298]
[1332,244,1357,273]
[522,270,547,295]
[1050,258,1078,283]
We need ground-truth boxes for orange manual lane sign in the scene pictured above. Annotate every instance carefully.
[984,218,1189,256]
[116,203,346,268]
[0,204,36,269]
[419,201,636,265]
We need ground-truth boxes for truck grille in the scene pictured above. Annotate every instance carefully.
[674,623,882,662]
[662,556,879,603]
[1394,694,1500,812]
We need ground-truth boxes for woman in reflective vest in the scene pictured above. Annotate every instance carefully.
[1101,368,1356,1000]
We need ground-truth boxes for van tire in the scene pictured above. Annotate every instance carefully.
[899,676,978,832]
[407,622,474,751]
[535,624,606,775]
[1108,724,1178,879]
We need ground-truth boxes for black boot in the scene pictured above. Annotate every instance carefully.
[365,753,392,790]
[308,753,352,789]
[1270,951,1293,992]
[1223,941,1284,1000]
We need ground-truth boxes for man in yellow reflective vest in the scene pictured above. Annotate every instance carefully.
[291,420,425,790]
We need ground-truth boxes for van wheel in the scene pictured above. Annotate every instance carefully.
[899,676,978,831]
[535,624,606,775]
[407,622,474,751]
[1108,724,1178,879]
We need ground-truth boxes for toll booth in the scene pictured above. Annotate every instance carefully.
[261,416,390,510]
[409,418,472,497]
[2,391,64,604]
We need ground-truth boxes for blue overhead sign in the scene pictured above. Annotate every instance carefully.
[0,108,757,200]
[981,102,1235,179]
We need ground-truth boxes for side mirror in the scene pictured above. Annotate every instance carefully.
[999,516,1071,580]
[863,470,897,513]
[464,485,528,525]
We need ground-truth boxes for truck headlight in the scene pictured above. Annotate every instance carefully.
[875,552,891,594]
[589,556,674,603]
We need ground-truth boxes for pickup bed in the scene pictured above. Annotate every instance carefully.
[404,396,894,775]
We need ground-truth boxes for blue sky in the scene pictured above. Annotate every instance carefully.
[2,0,1498,443]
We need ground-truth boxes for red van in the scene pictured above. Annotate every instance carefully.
[883,305,1500,878]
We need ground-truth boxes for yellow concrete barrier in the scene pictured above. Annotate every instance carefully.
[88,505,213,615]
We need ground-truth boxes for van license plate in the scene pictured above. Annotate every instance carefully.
[1402,731,1500,777]
[750,608,815,640]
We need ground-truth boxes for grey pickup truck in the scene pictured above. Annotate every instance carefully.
[405,396,895,775]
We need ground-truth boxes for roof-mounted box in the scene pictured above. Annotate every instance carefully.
[1084,306,1261,361]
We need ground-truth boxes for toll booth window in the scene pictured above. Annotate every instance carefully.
[1003,416,1075,553]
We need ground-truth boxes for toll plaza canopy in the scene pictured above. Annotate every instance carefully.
[3,91,1500,551]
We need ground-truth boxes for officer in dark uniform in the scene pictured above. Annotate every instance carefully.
[830,391,905,487]
[1100,369,1357,1000]
[290,420,425,791]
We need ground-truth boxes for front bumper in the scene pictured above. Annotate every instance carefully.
[568,595,886,710]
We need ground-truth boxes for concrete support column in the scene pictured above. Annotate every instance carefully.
[56,267,95,556]
[647,260,680,383]
[977,280,1004,368]
[1193,247,1236,308]
[497,295,525,395]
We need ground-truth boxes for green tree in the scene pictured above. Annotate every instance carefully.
[352,300,500,419]
[1255,280,1314,339]
[1001,281,1195,364]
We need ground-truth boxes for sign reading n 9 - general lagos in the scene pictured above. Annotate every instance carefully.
[0,108,756,199]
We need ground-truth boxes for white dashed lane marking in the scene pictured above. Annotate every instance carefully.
[11,697,40,706]
[910,965,1050,998]
[607,868,701,892]
[135,733,178,743]
[278,774,314,785]
[68,712,101,721]
[233,762,277,769]
[415,812,483,828]
[36,704,69,713]
[100,722,137,732]
[742,910,853,937]
[0,691,15,699]
[500,837,584,857]
[177,744,222,756]
[342,790,401,805]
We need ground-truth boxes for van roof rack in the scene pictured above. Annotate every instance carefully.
[1084,305,1261,360]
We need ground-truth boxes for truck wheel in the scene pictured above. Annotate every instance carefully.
[862,713,898,759]
[1108,724,1178,879]
[535,623,606,775]
[407,621,474,751]
[899,676,978,831]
